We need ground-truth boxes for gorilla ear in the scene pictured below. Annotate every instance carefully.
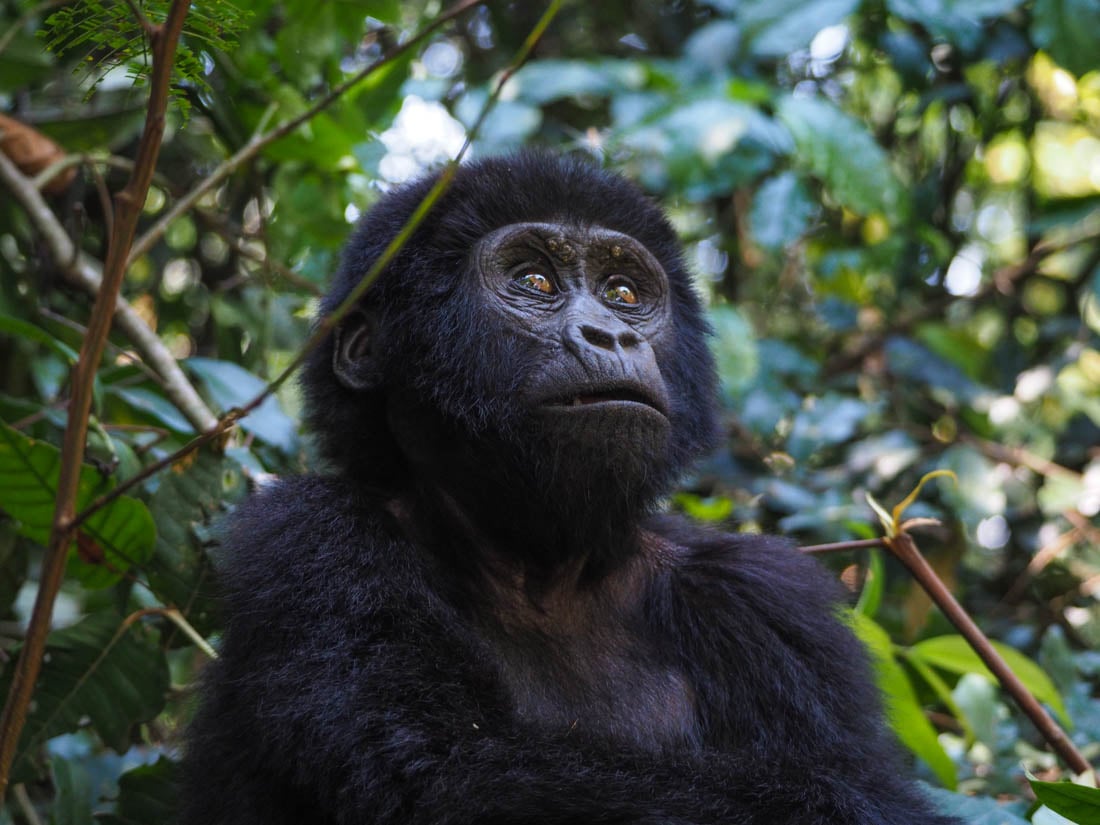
[333,308,381,392]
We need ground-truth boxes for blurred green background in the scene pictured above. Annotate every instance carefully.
[0,0,1098,821]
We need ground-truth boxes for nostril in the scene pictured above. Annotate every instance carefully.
[580,324,616,350]
[618,330,640,348]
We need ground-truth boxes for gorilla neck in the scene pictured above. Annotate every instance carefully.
[388,402,661,576]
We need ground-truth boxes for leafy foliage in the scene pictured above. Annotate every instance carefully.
[0,0,1098,821]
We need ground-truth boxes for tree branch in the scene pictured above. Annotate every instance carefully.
[126,0,487,266]
[0,149,217,434]
[0,0,192,795]
[886,531,1093,777]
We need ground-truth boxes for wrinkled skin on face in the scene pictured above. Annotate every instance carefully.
[474,222,672,445]
[329,220,681,565]
[303,153,718,501]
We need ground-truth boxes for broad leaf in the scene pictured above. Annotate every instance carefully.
[749,172,817,250]
[910,635,1070,725]
[145,449,244,635]
[777,96,907,223]
[1030,780,1100,825]
[185,358,298,453]
[0,424,155,588]
[0,612,169,782]
[850,613,957,788]
[97,758,179,825]
[738,0,859,57]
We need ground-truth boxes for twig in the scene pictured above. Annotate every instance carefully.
[963,435,1082,484]
[887,531,1093,777]
[0,0,192,796]
[0,151,217,434]
[12,784,43,825]
[126,0,488,266]
[801,537,886,554]
[121,607,217,660]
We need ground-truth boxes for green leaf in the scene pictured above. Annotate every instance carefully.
[145,449,245,635]
[909,635,1070,726]
[108,386,196,434]
[0,612,169,783]
[0,313,79,363]
[738,0,860,57]
[749,172,817,250]
[185,358,298,453]
[850,613,957,788]
[1030,780,1100,825]
[777,95,908,223]
[507,59,638,105]
[887,0,1023,52]
[49,755,94,825]
[709,306,759,398]
[854,549,884,618]
[0,424,156,589]
[97,758,179,825]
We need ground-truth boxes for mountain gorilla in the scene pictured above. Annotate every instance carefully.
[180,152,957,824]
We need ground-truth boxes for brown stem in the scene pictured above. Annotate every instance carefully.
[0,0,191,796]
[801,537,886,555]
[126,0,487,266]
[886,531,1093,777]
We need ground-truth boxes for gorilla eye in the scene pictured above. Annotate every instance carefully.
[602,277,639,306]
[515,270,556,295]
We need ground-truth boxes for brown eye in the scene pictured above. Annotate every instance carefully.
[603,278,639,306]
[516,270,555,294]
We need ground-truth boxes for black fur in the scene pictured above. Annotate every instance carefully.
[180,152,958,824]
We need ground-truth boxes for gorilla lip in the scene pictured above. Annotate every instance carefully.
[540,383,669,417]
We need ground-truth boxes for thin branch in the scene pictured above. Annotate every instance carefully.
[801,537,886,555]
[0,0,192,796]
[126,0,487,266]
[0,147,217,434]
[886,531,1093,777]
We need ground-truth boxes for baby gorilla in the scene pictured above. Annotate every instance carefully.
[180,152,958,824]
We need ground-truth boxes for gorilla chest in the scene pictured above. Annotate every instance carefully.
[485,617,699,752]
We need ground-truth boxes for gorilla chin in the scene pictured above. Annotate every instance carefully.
[180,150,961,825]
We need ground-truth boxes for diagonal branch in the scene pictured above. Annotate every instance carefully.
[126,0,487,266]
[0,0,192,795]
[0,151,217,434]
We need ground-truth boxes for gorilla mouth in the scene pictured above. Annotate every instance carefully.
[542,384,668,417]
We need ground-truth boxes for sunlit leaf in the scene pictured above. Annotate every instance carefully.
[777,95,908,223]
[1030,780,1100,825]
[910,635,1070,725]
[1030,0,1100,77]
[850,613,957,788]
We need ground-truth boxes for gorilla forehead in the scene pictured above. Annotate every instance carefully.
[323,151,692,313]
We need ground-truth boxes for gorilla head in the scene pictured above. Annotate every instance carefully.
[302,152,718,566]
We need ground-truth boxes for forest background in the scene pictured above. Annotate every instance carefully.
[0,0,1098,822]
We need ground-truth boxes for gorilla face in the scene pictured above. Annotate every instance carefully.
[474,222,673,456]
[306,152,719,558]
[332,220,678,531]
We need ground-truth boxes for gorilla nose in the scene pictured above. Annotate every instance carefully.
[577,323,640,351]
